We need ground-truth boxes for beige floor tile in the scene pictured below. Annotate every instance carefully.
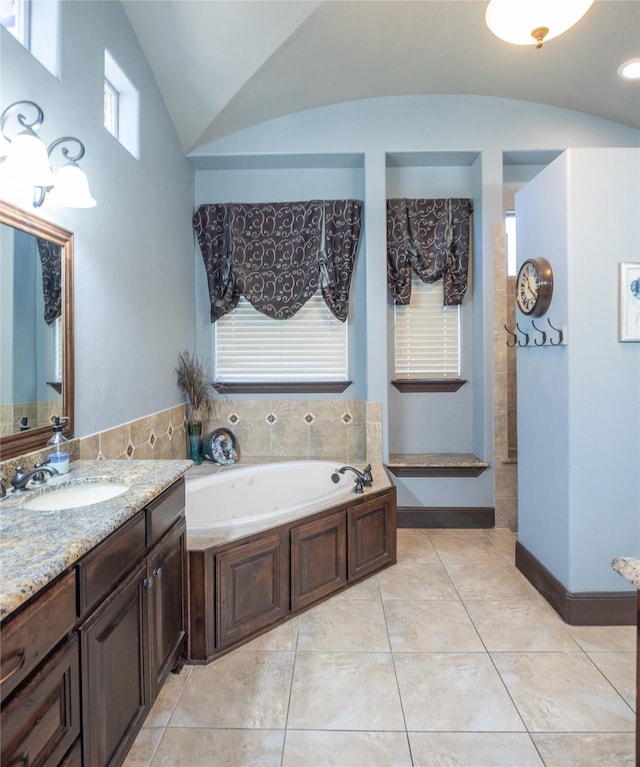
[531,732,636,766]
[333,574,381,600]
[377,563,459,601]
[492,651,636,732]
[445,562,539,601]
[396,529,440,563]
[383,600,484,652]
[394,652,525,732]
[237,616,300,651]
[169,650,294,729]
[428,530,513,564]
[464,599,581,652]
[287,651,405,731]
[122,728,164,767]
[282,730,412,767]
[409,732,544,767]
[297,599,390,652]
[587,651,637,710]
[150,728,284,767]
[565,623,637,652]
[143,666,192,727]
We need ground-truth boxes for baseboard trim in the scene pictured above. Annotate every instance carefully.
[397,506,494,529]
[515,541,636,626]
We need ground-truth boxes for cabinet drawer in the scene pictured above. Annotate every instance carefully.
[146,478,185,546]
[1,633,81,767]
[77,512,146,616]
[0,570,76,703]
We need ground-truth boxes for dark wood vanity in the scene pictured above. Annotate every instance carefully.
[189,486,397,662]
[0,478,187,767]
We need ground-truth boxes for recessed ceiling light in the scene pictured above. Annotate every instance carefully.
[618,59,640,80]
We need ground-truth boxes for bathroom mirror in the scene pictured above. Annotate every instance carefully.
[0,200,74,459]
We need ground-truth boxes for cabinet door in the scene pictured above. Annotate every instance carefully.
[147,517,187,697]
[291,511,347,611]
[216,532,289,649]
[348,491,397,582]
[80,561,148,767]
[1,634,80,767]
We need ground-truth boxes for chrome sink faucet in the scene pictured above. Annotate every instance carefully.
[10,463,58,491]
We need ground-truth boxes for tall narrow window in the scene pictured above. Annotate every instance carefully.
[0,0,30,46]
[104,50,139,158]
[103,78,119,139]
[215,294,348,382]
[394,275,461,379]
[1,0,58,76]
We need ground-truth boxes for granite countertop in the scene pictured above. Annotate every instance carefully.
[0,459,191,621]
[387,452,489,468]
[612,557,640,590]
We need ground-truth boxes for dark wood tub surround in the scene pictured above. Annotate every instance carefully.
[516,541,636,626]
[188,486,397,663]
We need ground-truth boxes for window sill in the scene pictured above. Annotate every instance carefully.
[391,379,467,393]
[386,452,489,477]
[212,381,353,394]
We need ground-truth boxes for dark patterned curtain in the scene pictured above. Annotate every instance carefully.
[36,238,62,325]
[387,198,473,306]
[194,200,362,322]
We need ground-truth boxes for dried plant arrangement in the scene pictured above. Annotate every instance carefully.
[175,351,215,420]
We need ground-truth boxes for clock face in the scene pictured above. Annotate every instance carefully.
[516,258,553,317]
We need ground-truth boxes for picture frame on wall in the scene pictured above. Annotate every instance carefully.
[618,262,640,342]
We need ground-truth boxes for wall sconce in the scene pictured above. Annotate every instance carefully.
[0,100,96,208]
[485,0,594,49]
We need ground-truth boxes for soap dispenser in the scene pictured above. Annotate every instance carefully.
[47,416,70,475]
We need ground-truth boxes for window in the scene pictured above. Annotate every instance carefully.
[104,50,139,158]
[505,210,517,276]
[103,78,119,139]
[1,0,58,76]
[394,274,460,379]
[215,293,348,382]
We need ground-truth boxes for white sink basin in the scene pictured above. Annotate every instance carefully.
[24,482,130,511]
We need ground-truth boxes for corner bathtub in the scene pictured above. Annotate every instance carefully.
[185,460,354,532]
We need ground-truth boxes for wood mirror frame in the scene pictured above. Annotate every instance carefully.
[1,200,74,460]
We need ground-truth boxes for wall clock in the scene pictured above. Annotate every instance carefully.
[516,257,554,317]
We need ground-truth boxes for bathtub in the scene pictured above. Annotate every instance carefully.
[185,460,355,532]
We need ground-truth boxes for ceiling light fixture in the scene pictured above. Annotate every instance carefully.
[0,100,96,208]
[618,59,640,80]
[485,0,595,49]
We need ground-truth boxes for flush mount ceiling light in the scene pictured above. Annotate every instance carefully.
[618,59,640,80]
[0,100,96,208]
[485,0,595,49]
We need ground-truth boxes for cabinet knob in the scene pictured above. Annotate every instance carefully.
[144,576,154,589]
[152,567,162,580]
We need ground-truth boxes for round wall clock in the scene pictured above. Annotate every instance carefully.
[515,257,554,317]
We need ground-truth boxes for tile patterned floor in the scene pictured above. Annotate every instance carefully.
[124,529,636,766]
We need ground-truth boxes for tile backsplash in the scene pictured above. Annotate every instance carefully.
[0,399,382,483]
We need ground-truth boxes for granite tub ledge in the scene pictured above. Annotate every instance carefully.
[0,458,192,620]
[612,557,640,590]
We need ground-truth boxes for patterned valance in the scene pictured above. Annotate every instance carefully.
[193,200,362,323]
[36,237,62,326]
[387,198,473,306]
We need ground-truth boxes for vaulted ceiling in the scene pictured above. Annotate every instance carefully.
[121,0,640,154]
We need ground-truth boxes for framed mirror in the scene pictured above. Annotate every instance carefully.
[0,200,74,459]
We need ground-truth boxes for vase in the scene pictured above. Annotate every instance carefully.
[187,418,203,464]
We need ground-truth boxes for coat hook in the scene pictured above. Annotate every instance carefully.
[516,323,529,347]
[531,320,547,346]
[504,324,517,347]
[547,318,564,346]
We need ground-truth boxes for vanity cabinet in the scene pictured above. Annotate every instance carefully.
[0,476,187,767]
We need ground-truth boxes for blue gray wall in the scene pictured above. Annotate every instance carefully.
[1,0,195,438]
[516,149,640,593]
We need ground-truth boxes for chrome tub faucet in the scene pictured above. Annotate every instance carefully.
[331,464,374,493]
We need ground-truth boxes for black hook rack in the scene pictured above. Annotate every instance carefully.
[504,318,565,348]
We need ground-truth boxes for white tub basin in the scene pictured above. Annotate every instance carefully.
[24,482,130,511]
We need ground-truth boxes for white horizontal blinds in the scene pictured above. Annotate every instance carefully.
[394,275,460,378]
[215,293,348,381]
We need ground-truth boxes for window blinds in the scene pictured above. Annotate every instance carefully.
[394,276,460,378]
[215,294,348,381]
